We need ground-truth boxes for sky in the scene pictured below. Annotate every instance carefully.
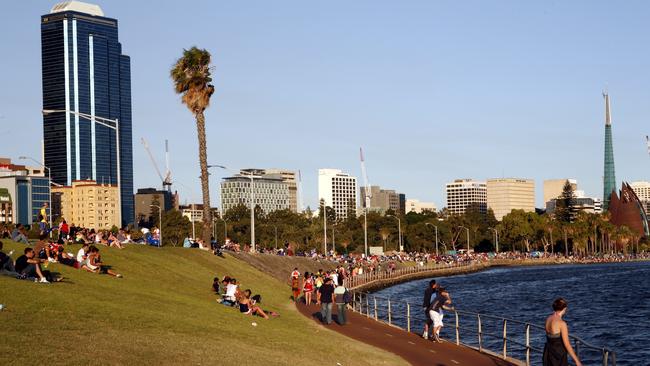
[1,0,650,210]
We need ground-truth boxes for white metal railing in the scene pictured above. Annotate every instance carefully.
[350,292,616,366]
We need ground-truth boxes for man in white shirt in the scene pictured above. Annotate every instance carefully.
[76,243,89,263]
[222,279,238,306]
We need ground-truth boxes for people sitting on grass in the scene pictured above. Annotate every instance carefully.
[81,245,122,278]
[220,277,239,306]
[54,245,77,267]
[0,241,17,273]
[14,247,52,283]
[11,224,29,244]
[237,289,270,319]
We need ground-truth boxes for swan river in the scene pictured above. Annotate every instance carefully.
[372,261,650,366]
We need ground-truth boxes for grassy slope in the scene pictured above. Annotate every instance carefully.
[0,241,406,366]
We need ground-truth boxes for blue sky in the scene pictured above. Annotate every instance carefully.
[1,0,649,210]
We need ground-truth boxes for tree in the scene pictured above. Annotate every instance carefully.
[170,47,215,246]
[149,195,161,227]
[554,180,576,223]
[161,209,192,247]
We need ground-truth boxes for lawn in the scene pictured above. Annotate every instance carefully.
[0,240,406,366]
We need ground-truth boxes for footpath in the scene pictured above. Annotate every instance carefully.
[297,303,514,366]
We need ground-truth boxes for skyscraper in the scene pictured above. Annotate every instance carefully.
[41,1,134,226]
[318,169,358,220]
[602,91,616,211]
[445,179,487,215]
[486,178,535,220]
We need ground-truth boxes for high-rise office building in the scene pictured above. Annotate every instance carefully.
[318,169,357,220]
[630,181,650,213]
[543,179,578,208]
[602,92,616,211]
[487,178,535,220]
[134,188,176,228]
[0,158,50,225]
[261,169,299,213]
[359,185,405,214]
[41,1,134,227]
[52,180,119,229]
[446,179,487,215]
[220,171,290,214]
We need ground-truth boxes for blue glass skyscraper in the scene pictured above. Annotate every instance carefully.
[41,1,134,226]
[602,92,616,211]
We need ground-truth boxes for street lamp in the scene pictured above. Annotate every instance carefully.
[220,217,228,243]
[19,156,52,236]
[322,201,328,255]
[425,222,439,257]
[209,165,259,252]
[42,109,122,227]
[387,214,403,252]
[488,227,499,253]
[150,204,162,247]
[458,226,470,253]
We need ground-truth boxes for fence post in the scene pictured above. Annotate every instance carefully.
[407,303,411,332]
[366,294,370,318]
[477,314,483,352]
[455,311,460,345]
[388,299,392,325]
[374,296,378,320]
[603,350,608,366]
[502,319,507,359]
[525,323,530,366]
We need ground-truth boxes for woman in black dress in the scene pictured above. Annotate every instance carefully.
[543,298,582,366]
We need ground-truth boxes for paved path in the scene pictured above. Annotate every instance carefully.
[297,303,515,366]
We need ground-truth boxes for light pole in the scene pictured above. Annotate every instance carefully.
[42,109,121,227]
[387,214,402,252]
[458,226,470,253]
[322,201,328,255]
[488,227,499,253]
[19,156,52,235]
[150,204,162,247]
[209,165,259,252]
[425,222,439,257]
[220,217,228,243]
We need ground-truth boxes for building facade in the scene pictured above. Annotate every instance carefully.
[264,169,299,213]
[360,186,405,214]
[318,169,357,220]
[405,199,437,214]
[221,173,290,214]
[543,179,578,208]
[41,2,134,227]
[134,188,176,228]
[52,180,119,229]
[546,195,603,216]
[487,178,535,220]
[446,179,487,215]
[0,159,51,225]
[630,181,650,214]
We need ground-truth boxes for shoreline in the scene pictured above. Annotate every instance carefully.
[352,258,650,293]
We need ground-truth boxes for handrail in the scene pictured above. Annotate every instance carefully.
[348,291,616,366]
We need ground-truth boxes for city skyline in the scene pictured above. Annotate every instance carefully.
[2,1,650,212]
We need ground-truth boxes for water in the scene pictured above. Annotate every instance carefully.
[372,261,650,366]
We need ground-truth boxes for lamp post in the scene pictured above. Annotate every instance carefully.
[19,156,52,235]
[387,214,402,252]
[323,202,328,256]
[42,109,121,227]
[220,217,228,243]
[425,222,439,257]
[458,226,470,253]
[209,165,259,252]
[488,227,499,253]
[150,204,162,247]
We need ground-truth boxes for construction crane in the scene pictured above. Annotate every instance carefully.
[646,135,649,156]
[297,169,304,212]
[141,138,172,192]
[360,147,371,257]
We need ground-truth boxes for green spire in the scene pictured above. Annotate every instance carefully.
[603,92,616,211]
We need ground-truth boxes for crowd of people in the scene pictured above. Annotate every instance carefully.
[213,275,278,319]
[289,267,352,326]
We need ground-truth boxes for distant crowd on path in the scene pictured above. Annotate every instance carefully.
[213,275,279,320]
[290,267,352,326]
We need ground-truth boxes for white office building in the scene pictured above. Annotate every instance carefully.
[446,179,487,215]
[220,172,290,214]
[405,199,437,214]
[318,169,357,220]
[630,181,650,213]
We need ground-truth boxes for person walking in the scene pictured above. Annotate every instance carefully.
[543,298,582,366]
[421,279,438,339]
[333,277,348,325]
[317,277,335,324]
[429,286,452,343]
[302,272,314,305]
[290,267,301,302]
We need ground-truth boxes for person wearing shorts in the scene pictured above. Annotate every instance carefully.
[428,286,451,343]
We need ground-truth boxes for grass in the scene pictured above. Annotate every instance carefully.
[0,240,406,366]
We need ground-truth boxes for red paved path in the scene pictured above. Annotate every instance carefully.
[297,303,515,366]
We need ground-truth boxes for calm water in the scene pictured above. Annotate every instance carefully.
[372,261,650,366]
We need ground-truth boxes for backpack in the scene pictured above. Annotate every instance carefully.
[343,289,353,304]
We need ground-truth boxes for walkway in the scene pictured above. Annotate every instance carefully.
[297,303,515,366]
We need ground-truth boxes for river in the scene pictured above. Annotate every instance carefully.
[372,261,650,366]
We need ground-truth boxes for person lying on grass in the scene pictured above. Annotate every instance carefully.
[81,245,122,278]
[54,245,77,267]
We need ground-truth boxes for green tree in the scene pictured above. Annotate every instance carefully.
[554,180,576,223]
[170,46,215,246]
[161,209,192,246]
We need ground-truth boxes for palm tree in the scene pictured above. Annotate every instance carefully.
[171,47,215,246]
